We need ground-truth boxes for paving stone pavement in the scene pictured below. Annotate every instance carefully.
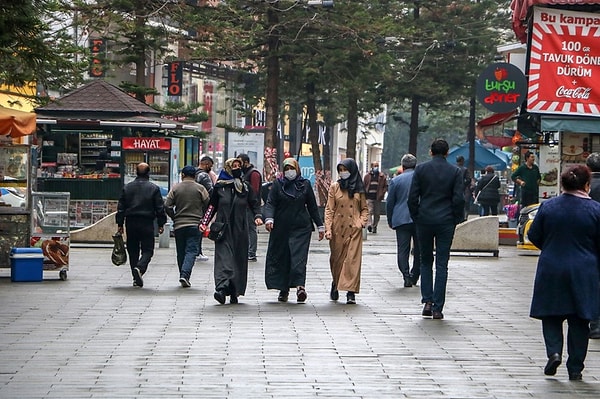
[1,220,600,398]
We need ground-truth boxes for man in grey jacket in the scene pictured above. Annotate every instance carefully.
[165,165,210,287]
[386,154,420,288]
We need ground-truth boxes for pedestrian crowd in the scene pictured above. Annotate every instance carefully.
[115,141,600,382]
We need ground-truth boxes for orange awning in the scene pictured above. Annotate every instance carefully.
[0,105,36,137]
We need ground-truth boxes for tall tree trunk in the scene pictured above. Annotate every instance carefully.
[306,82,322,172]
[264,7,280,181]
[134,13,146,103]
[468,96,476,176]
[346,93,358,161]
[408,95,420,155]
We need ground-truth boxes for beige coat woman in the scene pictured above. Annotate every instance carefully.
[325,158,369,304]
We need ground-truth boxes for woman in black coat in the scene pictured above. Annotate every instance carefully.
[528,164,600,381]
[263,158,324,303]
[200,158,263,304]
[473,166,500,216]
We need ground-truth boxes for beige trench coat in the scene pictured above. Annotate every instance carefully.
[324,182,369,293]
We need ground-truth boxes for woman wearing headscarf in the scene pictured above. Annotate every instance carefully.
[324,158,369,304]
[200,158,263,304]
[263,158,325,303]
[528,165,600,380]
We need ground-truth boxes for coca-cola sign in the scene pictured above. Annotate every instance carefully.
[527,7,600,116]
[122,137,171,150]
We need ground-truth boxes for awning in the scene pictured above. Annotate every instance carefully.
[0,105,36,137]
[541,115,600,133]
[510,0,600,42]
[448,141,510,170]
[477,111,517,128]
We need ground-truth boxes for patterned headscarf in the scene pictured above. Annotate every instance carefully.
[217,158,244,193]
[279,157,305,199]
[337,158,366,198]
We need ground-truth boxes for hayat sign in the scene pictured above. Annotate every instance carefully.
[528,7,600,116]
[476,62,527,113]
[122,137,171,150]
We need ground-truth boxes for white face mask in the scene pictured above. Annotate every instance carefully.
[339,171,351,180]
[284,170,297,180]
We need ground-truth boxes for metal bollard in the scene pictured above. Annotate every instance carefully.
[159,223,171,248]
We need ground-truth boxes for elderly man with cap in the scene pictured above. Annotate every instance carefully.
[165,165,210,287]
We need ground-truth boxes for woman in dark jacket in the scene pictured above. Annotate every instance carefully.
[263,158,324,303]
[200,158,263,304]
[473,166,500,216]
[528,164,600,381]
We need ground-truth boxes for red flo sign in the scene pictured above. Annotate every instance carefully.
[122,137,171,151]
[476,62,527,113]
[167,62,183,96]
[89,38,106,77]
[528,7,600,116]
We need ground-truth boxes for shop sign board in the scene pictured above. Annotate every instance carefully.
[122,137,171,151]
[528,7,600,116]
[476,62,527,113]
[167,62,183,96]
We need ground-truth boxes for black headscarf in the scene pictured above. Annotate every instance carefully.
[337,158,366,198]
[278,157,306,199]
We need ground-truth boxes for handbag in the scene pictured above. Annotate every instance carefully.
[474,175,497,205]
[111,232,127,266]
[208,221,227,242]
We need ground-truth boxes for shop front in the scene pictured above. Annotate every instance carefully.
[35,80,197,229]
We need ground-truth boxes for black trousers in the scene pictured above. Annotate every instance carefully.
[125,217,156,277]
[541,315,590,375]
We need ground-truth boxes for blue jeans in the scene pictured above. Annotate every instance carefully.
[395,224,420,283]
[174,226,200,280]
[416,223,456,312]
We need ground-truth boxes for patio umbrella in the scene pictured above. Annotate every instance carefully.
[0,105,36,137]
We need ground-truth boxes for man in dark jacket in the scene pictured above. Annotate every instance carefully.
[195,156,215,261]
[586,152,600,339]
[238,153,262,262]
[363,161,388,234]
[408,139,464,320]
[116,163,167,288]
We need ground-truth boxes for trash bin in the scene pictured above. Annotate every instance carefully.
[159,222,171,248]
[10,248,44,282]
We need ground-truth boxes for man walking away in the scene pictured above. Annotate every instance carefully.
[195,156,216,261]
[116,162,167,288]
[455,155,472,221]
[363,161,388,233]
[238,153,262,262]
[586,152,600,339]
[166,165,210,287]
[408,139,464,320]
[386,154,420,287]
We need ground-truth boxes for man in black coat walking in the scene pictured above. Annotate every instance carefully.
[408,139,464,320]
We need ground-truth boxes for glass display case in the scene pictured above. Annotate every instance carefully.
[30,191,70,280]
[0,144,29,209]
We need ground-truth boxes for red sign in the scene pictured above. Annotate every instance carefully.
[122,137,171,150]
[89,38,106,77]
[528,7,600,116]
[202,83,213,132]
[167,62,183,96]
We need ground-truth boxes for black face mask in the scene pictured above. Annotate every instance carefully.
[232,169,242,178]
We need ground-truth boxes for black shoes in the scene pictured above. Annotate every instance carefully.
[214,290,226,304]
[403,279,413,288]
[544,353,562,376]
[230,294,238,304]
[297,287,307,303]
[432,311,444,320]
[346,291,356,304]
[330,282,339,301]
[367,226,372,232]
[569,372,582,381]
[278,290,289,302]
[179,277,191,288]
[133,267,143,288]
[248,256,257,262]
[422,302,433,317]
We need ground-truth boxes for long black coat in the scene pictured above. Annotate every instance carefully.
[208,181,261,296]
[263,178,322,290]
[528,194,600,320]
